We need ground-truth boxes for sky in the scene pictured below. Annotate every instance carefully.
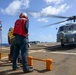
[0,0,76,43]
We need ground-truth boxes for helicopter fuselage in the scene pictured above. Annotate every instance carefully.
[57,22,76,46]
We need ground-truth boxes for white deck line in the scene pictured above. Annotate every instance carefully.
[1,50,76,59]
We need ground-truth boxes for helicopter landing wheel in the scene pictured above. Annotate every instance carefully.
[61,43,65,47]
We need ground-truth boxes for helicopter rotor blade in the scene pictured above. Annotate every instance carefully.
[46,15,69,18]
[40,19,68,28]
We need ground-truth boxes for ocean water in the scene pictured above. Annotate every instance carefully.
[0,43,10,46]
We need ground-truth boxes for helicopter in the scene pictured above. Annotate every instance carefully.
[38,15,76,47]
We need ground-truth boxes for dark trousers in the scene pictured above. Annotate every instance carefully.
[10,38,15,61]
[12,35,29,71]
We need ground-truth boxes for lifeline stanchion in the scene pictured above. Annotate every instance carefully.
[28,56,52,71]
[28,56,33,66]
[0,21,2,59]
[0,53,1,59]
[0,22,2,60]
[46,59,52,70]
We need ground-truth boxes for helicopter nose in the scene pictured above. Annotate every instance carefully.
[59,32,65,39]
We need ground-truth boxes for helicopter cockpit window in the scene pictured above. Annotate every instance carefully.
[73,24,76,30]
[64,25,76,31]
[58,24,76,32]
[67,24,76,30]
[59,26,64,31]
[64,26,69,31]
[68,25,74,30]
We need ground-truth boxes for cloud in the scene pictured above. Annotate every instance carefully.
[30,3,69,18]
[44,0,63,5]
[37,18,48,22]
[1,0,30,15]
[29,3,70,23]
[41,4,70,15]
[29,12,41,18]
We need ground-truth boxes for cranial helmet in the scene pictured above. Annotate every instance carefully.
[9,27,13,31]
[19,12,28,19]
